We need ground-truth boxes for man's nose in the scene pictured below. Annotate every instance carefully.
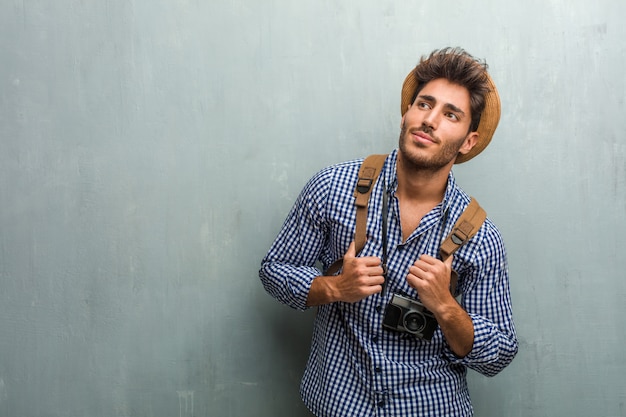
[422,111,439,130]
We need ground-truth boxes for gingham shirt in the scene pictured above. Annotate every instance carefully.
[260,150,518,417]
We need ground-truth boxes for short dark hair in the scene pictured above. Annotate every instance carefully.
[411,47,490,132]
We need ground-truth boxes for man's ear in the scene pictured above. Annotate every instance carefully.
[458,131,479,156]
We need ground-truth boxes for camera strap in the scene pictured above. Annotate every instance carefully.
[381,182,389,293]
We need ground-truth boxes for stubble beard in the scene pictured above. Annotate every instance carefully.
[398,123,467,172]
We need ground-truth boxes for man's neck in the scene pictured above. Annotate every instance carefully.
[395,153,452,205]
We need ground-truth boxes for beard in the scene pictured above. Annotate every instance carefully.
[398,123,467,172]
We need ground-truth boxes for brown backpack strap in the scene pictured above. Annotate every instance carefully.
[353,154,388,254]
[440,197,487,294]
[325,154,388,275]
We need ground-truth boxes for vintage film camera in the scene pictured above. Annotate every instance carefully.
[382,294,438,340]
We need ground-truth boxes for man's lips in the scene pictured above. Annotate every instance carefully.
[410,129,436,144]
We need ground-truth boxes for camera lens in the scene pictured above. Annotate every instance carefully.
[403,312,426,333]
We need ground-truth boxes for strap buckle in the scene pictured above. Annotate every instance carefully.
[451,229,469,245]
[356,178,373,194]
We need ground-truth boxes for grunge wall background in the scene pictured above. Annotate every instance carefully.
[1,1,624,416]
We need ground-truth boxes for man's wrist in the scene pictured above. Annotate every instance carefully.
[431,296,462,323]
[306,275,338,306]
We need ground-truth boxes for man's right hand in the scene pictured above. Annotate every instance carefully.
[306,242,385,306]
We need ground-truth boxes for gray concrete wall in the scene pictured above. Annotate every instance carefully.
[1,1,624,416]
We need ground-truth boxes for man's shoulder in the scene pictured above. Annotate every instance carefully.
[448,188,504,244]
[319,157,365,175]
[307,157,366,187]
[302,155,391,210]
[315,153,392,182]
[303,152,394,201]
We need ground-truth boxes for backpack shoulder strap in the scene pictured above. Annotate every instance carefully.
[439,197,486,260]
[325,154,388,275]
[353,154,388,254]
[440,197,487,294]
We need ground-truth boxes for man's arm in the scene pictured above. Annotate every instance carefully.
[406,222,518,376]
[260,164,386,310]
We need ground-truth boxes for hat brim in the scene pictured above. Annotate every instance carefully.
[400,71,501,164]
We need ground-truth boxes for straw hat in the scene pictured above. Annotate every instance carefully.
[400,69,501,164]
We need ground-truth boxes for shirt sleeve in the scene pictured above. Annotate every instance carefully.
[259,169,331,311]
[442,220,519,377]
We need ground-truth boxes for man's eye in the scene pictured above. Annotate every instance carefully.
[446,113,459,121]
[417,102,430,109]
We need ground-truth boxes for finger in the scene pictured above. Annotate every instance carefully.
[409,260,432,276]
[405,273,422,290]
[410,261,430,275]
[360,256,384,267]
[443,255,454,269]
[344,241,356,258]
[419,254,439,265]
[364,274,386,285]
[352,261,384,278]
[357,286,383,300]
[369,266,386,278]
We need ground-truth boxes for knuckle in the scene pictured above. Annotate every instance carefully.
[355,264,368,276]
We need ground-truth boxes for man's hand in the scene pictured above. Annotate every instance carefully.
[406,254,454,313]
[306,242,385,306]
[406,254,474,357]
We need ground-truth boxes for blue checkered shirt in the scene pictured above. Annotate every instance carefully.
[260,150,518,417]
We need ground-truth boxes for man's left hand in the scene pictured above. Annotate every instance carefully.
[406,255,454,313]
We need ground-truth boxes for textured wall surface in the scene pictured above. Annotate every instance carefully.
[1,1,625,416]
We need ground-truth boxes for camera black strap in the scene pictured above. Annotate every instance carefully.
[381,183,389,294]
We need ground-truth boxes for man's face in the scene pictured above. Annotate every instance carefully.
[398,78,478,171]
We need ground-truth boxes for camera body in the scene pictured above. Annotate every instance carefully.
[382,294,438,340]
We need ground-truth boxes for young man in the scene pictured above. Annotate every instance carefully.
[260,47,518,417]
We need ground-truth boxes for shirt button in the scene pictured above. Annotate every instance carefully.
[378,400,385,408]
[375,366,382,374]
[376,305,383,313]
[372,336,379,343]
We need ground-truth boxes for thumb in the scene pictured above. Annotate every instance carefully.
[344,241,356,259]
[443,254,454,270]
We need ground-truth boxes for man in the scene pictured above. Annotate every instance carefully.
[259,47,518,417]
